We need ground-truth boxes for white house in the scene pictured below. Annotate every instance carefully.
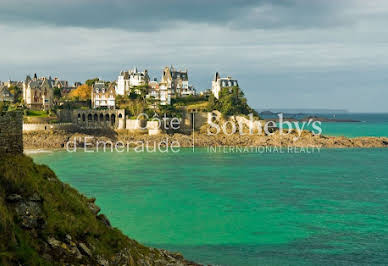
[159,82,171,105]
[116,67,150,96]
[92,82,116,109]
[211,72,239,99]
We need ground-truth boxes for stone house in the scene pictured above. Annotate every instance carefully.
[160,66,192,97]
[91,82,116,109]
[23,74,54,110]
[211,72,239,99]
[0,86,14,102]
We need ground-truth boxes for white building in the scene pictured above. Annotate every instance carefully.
[211,72,239,99]
[116,67,150,96]
[92,82,116,109]
[159,82,172,105]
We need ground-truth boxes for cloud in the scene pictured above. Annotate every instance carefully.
[1,0,388,111]
[1,0,387,31]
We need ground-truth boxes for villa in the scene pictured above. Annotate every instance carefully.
[211,72,239,99]
[161,66,196,97]
[91,82,116,109]
[116,67,150,96]
[0,86,13,102]
[23,74,54,110]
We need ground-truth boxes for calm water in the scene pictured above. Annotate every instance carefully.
[31,148,388,265]
[263,113,388,137]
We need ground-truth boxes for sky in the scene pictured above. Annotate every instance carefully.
[1,0,388,112]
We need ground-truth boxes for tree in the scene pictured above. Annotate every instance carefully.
[85,78,99,87]
[69,84,91,101]
[208,86,258,117]
[0,101,10,112]
[8,85,22,104]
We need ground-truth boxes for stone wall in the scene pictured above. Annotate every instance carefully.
[0,111,23,154]
[23,123,75,132]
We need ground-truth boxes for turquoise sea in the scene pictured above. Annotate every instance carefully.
[266,113,388,137]
[31,148,388,266]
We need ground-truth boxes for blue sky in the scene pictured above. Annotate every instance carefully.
[1,0,388,112]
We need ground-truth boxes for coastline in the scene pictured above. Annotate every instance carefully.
[23,130,388,150]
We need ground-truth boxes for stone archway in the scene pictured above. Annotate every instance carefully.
[111,114,116,127]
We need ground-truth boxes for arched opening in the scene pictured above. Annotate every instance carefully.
[82,114,86,122]
[78,113,81,118]
[111,114,116,126]
[94,114,98,121]
[105,114,110,121]
[100,114,104,123]
[118,113,123,118]
[88,114,92,121]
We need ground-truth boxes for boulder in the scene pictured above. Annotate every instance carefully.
[97,214,111,227]
[78,242,92,257]
[6,194,22,202]
[87,202,101,215]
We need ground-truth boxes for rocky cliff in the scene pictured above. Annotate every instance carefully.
[23,129,388,149]
[0,154,200,266]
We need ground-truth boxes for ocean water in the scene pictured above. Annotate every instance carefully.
[262,113,388,137]
[31,148,388,265]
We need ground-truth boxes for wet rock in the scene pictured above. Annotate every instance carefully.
[6,194,22,202]
[78,242,92,257]
[97,214,111,227]
[87,202,101,215]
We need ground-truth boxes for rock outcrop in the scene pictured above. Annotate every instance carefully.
[23,129,388,149]
[0,154,201,266]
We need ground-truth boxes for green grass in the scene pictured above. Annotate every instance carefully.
[0,154,169,265]
[25,110,49,117]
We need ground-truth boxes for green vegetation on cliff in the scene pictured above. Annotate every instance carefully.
[0,154,198,266]
[208,86,258,117]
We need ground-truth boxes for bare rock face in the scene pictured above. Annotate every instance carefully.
[8,194,45,230]
[6,194,22,202]
[97,214,111,227]
[87,202,101,215]
[78,242,92,257]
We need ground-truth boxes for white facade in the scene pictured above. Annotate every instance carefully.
[181,86,196,97]
[92,82,116,109]
[211,72,239,99]
[116,67,150,96]
[159,83,171,105]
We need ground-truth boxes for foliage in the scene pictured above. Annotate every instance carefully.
[125,98,145,117]
[172,95,208,106]
[85,78,99,87]
[0,154,163,265]
[0,101,10,112]
[53,87,61,99]
[157,104,182,118]
[208,86,258,117]
[68,85,92,101]
[8,85,22,104]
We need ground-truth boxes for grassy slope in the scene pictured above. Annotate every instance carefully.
[0,154,188,265]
